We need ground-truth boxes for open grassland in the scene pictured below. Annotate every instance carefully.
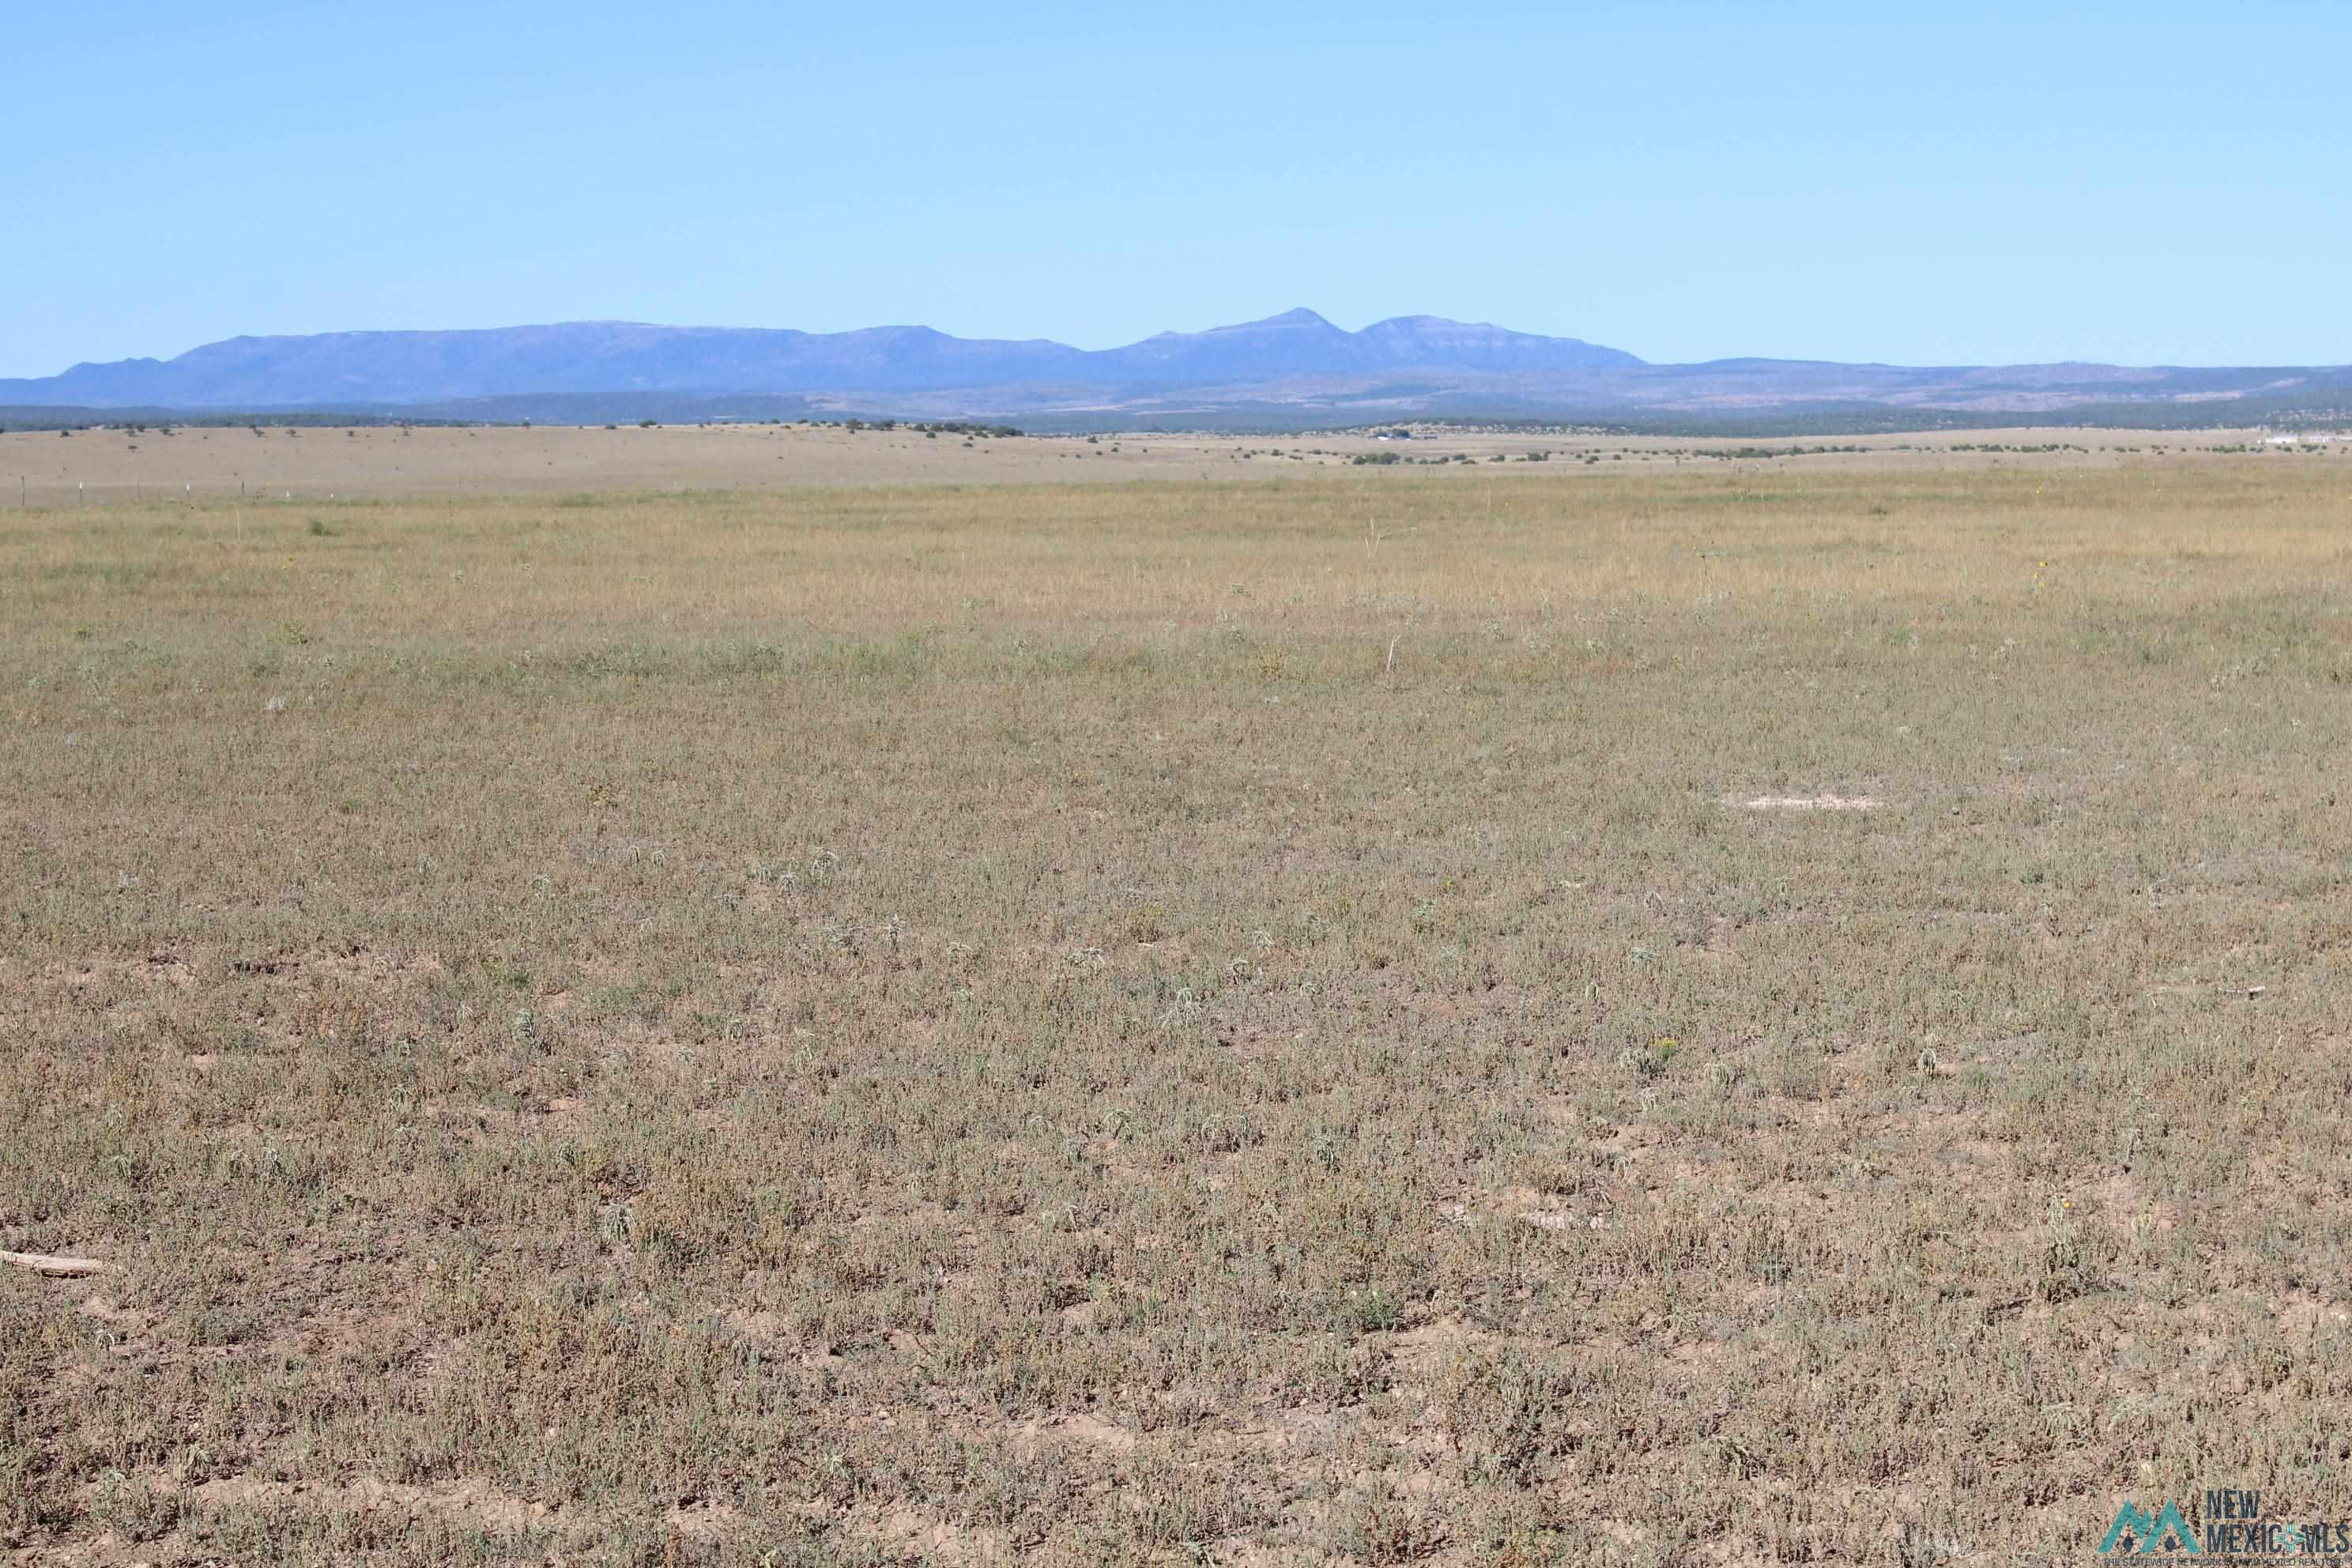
[6,464,2352,1565]
[1,420,2330,507]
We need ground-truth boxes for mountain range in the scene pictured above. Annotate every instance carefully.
[6,310,2348,430]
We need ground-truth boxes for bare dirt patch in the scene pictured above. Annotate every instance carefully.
[1736,792,1882,811]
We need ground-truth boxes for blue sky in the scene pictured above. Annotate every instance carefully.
[3,2,2346,377]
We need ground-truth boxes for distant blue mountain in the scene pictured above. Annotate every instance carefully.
[5,311,2345,425]
[1088,308,1638,381]
[0,309,1641,409]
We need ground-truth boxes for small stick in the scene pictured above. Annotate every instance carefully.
[1,1250,106,1278]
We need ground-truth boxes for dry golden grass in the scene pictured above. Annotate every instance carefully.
[0,420,2326,507]
[6,462,2352,1564]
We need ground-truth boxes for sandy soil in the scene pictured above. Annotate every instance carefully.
[0,419,2321,506]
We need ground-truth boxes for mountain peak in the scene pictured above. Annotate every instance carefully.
[0,311,1646,408]
[3,316,2324,424]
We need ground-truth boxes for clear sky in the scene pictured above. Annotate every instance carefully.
[5,2,2346,378]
